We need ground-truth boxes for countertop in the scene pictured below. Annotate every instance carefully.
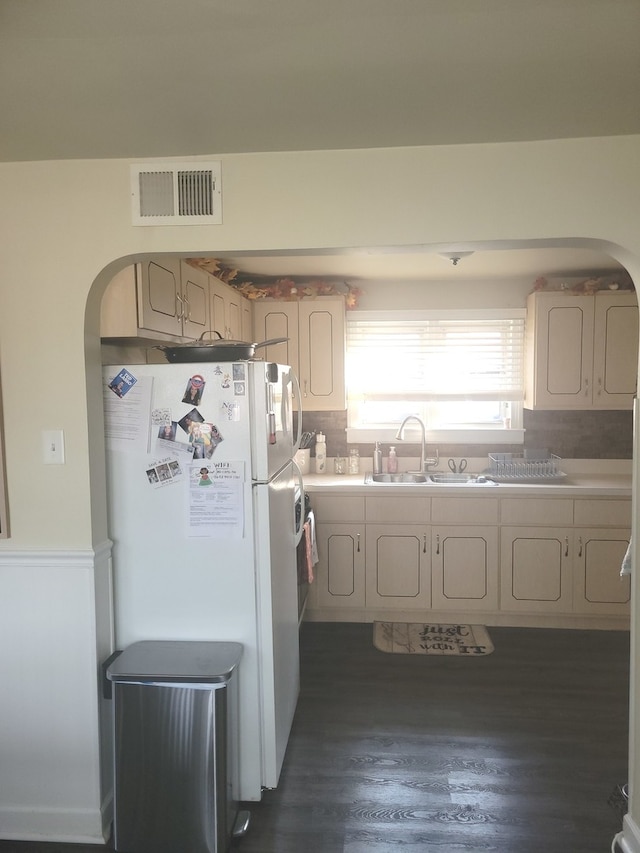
[301,470,632,497]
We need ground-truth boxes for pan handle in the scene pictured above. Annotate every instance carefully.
[253,336,289,349]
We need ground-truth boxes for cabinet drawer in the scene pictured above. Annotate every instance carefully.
[312,495,365,523]
[500,498,573,526]
[574,499,631,527]
[431,497,499,525]
[365,496,430,523]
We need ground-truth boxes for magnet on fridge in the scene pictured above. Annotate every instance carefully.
[182,375,205,405]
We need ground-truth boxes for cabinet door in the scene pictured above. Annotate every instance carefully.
[179,261,209,340]
[138,258,182,336]
[252,301,299,373]
[573,528,631,615]
[431,526,498,611]
[500,526,572,612]
[315,523,365,610]
[592,293,638,409]
[525,293,594,409]
[366,524,430,610]
[209,278,227,339]
[242,300,252,343]
[226,290,243,341]
[298,299,346,410]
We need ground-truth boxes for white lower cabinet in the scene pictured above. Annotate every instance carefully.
[315,523,365,610]
[365,524,430,610]
[501,524,631,617]
[307,491,630,627]
[432,526,498,611]
[310,495,366,614]
[500,527,573,613]
[573,527,630,614]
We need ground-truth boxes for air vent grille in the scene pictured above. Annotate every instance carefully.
[131,162,222,225]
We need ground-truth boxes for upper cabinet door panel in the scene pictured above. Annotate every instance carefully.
[180,261,209,339]
[298,299,345,410]
[546,303,592,396]
[254,296,345,410]
[139,258,182,336]
[252,302,299,371]
[594,296,639,406]
[525,291,638,410]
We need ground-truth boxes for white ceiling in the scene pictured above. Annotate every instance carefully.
[208,245,626,283]
[2,0,637,280]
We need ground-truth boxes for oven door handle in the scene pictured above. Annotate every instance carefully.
[293,460,305,546]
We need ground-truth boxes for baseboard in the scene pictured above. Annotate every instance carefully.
[0,805,106,844]
[303,607,630,631]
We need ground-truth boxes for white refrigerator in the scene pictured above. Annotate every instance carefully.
[103,360,303,802]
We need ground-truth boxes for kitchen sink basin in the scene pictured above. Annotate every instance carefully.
[368,472,429,484]
[428,472,476,484]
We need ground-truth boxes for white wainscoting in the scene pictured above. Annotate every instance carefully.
[621,815,640,853]
[0,544,114,843]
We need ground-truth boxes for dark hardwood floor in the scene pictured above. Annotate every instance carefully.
[0,622,629,853]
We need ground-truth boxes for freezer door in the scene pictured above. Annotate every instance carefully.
[253,463,300,788]
[249,362,301,481]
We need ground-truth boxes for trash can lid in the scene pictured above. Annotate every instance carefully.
[106,640,243,683]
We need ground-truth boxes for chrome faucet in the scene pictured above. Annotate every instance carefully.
[395,415,439,473]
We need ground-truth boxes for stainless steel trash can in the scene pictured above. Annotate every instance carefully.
[106,640,248,853]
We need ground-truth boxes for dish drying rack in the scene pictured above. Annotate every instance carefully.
[487,452,566,483]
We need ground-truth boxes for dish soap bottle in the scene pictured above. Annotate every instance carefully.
[387,446,398,474]
[315,432,327,474]
[373,441,383,474]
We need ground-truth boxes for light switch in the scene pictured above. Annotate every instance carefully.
[42,430,65,464]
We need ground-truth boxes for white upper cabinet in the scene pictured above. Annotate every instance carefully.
[525,291,638,410]
[209,276,250,341]
[253,297,346,410]
[101,259,210,341]
[138,258,210,339]
[179,261,210,340]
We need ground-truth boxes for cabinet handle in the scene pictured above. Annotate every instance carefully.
[435,533,439,555]
[584,377,589,397]
[564,536,569,557]
[424,533,428,554]
[184,297,191,321]
[176,293,184,319]
[578,536,583,557]
[356,533,361,553]
[303,379,308,398]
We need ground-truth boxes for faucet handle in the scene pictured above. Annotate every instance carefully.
[424,448,439,470]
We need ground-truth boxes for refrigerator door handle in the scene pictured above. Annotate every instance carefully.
[290,370,302,451]
[293,460,305,546]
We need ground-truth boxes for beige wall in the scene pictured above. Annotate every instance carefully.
[0,138,638,546]
[1,136,640,844]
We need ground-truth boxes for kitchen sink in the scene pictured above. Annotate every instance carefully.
[364,472,496,486]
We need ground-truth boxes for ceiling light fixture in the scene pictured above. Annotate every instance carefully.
[440,251,475,266]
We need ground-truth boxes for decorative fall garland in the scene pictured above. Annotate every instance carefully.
[188,258,364,308]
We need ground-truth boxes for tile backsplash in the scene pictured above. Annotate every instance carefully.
[296,409,633,460]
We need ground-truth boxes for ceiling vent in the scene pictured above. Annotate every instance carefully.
[130,162,222,226]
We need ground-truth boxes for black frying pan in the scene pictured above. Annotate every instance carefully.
[156,332,289,363]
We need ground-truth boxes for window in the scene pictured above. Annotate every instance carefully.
[346,309,526,445]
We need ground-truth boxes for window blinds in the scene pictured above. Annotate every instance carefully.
[346,309,526,402]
